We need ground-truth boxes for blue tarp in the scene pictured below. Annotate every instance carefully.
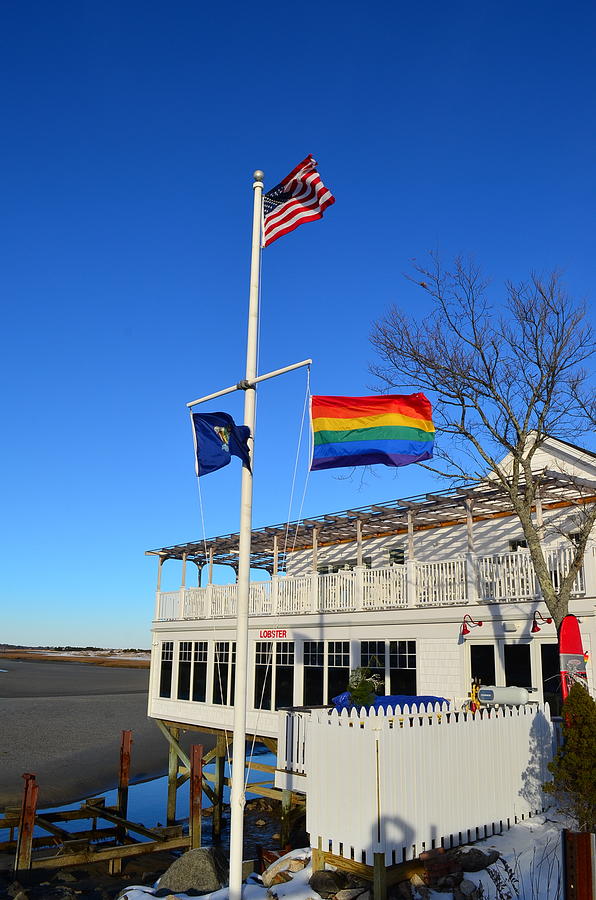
[332,692,449,711]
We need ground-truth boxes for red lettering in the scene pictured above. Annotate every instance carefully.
[258,629,288,639]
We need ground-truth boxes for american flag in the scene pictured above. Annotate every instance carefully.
[262,155,335,248]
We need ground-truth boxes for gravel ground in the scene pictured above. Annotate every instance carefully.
[0,658,215,808]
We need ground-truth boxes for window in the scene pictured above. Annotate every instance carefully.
[192,642,208,702]
[327,641,350,702]
[389,548,405,565]
[303,641,324,705]
[159,642,174,698]
[361,641,386,694]
[540,643,562,717]
[389,640,416,695]
[254,641,295,710]
[504,644,532,689]
[254,642,273,709]
[275,642,295,708]
[177,641,192,700]
[509,539,528,552]
[318,558,371,574]
[213,641,236,705]
[470,644,496,686]
[342,558,372,570]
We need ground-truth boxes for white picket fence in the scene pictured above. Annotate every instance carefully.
[303,703,554,865]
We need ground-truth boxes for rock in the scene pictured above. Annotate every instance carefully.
[432,872,464,892]
[55,871,78,883]
[287,859,306,873]
[271,872,293,885]
[336,888,370,900]
[392,882,413,900]
[460,878,480,895]
[309,869,349,898]
[262,856,299,886]
[409,874,430,900]
[447,847,500,873]
[158,847,227,894]
[345,874,369,891]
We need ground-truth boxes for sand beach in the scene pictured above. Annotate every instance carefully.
[0,658,215,809]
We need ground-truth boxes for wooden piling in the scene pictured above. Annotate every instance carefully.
[212,734,226,841]
[14,773,38,872]
[280,788,292,847]
[167,726,180,826]
[190,744,203,849]
[117,730,133,836]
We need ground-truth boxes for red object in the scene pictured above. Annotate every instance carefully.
[262,155,335,247]
[461,614,483,637]
[559,615,587,701]
[532,611,553,633]
[564,830,594,899]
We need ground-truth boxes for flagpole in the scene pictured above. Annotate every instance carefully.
[228,169,264,900]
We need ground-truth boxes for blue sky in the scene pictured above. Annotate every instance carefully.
[2,2,595,647]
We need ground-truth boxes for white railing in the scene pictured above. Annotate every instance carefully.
[277,575,313,614]
[277,709,311,777]
[249,581,271,615]
[546,546,585,595]
[156,590,180,620]
[363,565,407,609]
[154,545,588,621]
[416,558,467,605]
[478,551,536,602]
[304,703,554,864]
[209,583,237,617]
[183,587,206,619]
[318,571,356,612]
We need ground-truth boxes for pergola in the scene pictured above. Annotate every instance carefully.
[146,470,596,580]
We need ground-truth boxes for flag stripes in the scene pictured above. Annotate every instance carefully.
[263,155,335,247]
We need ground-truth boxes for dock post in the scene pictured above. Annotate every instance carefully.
[311,838,324,872]
[280,789,292,848]
[190,744,203,849]
[14,773,38,873]
[213,734,226,841]
[117,730,133,829]
[167,726,180,826]
[373,852,387,900]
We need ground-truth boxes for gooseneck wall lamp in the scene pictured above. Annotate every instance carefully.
[531,611,553,634]
[460,614,483,637]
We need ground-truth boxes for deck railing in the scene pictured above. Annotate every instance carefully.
[155,546,589,621]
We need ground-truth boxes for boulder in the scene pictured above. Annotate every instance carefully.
[309,869,349,898]
[447,848,500,872]
[157,847,227,894]
[261,855,306,886]
[336,889,370,900]
[452,879,482,899]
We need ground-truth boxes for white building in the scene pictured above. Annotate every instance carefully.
[146,435,596,741]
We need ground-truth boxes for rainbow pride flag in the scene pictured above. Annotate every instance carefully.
[311,393,434,471]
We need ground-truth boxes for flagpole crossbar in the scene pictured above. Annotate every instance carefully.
[186,359,312,409]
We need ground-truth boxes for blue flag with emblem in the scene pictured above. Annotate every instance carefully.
[191,412,251,476]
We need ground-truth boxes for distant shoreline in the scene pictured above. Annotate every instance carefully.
[0,650,150,669]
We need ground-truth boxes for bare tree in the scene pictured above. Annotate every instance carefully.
[370,255,596,629]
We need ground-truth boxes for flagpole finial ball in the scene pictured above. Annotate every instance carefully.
[253,170,264,183]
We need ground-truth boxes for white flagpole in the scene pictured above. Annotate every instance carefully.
[228,169,264,900]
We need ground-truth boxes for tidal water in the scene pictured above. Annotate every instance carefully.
[0,747,280,856]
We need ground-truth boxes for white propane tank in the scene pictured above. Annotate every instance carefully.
[477,685,530,705]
